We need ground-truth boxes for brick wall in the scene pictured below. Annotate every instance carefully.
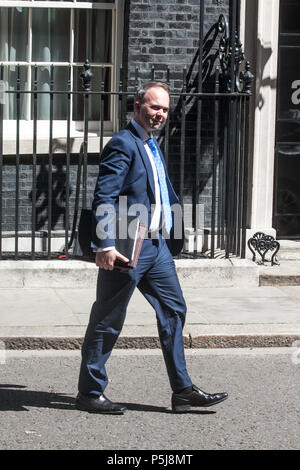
[2,155,98,234]
[126,0,229,87]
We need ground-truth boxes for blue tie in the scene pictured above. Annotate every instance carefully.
[146,138,172,234]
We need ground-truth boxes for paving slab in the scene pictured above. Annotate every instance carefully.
[1,286,300,328]
[0,288,81,326]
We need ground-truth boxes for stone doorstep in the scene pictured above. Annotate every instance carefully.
[260,274,300,286]
[0,258,299,288]
[258,260,300,286]
[278,251,300,261]
[2,258,300,287]
[0,258,260,288]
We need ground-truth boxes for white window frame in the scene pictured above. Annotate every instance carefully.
[0,0,124,152]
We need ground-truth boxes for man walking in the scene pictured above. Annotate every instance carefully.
[76,81,228,414]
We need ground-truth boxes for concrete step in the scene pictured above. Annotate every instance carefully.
[1,258,299,288]
[259,260,300,286]
[260,273,300,286]
[0,258,259,288]
[278,251,300,261]
[277,240,300,260]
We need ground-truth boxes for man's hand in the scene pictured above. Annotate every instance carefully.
[95,249,129,271]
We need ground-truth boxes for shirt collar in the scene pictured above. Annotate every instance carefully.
[131,119,152,143]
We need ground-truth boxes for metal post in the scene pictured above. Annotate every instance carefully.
[47,65,54,258]
[31,66,38,259]
[15,65,20,259]
[180,67,187,205]
[211,67,220,258]
[65,66,71,258]
[164,66,170,168]
[241,95,250,258]
[0,65,3,259]
[118,66,123,131]
[99,66,105,153]
[194,0,204,231]
[80,60,93,210]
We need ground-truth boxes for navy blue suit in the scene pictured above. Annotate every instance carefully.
[78,123,193,395]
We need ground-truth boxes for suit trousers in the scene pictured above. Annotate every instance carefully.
[78,235,193,395]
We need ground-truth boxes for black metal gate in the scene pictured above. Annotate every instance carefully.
[0,1,253,261]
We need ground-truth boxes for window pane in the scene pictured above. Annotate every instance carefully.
[2,65,28,119]
[277,47,300,124]
[274,145,300,237]
[75,1,114,3]
[276,145,300,215]
[31,66,70,119]
[74,9,112,63]
[0,8,28,61]
[36,1,114,2]
[32,9,70,62]
[280,0,300,34]
[73,66,111,121]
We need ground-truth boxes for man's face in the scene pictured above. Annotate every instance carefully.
[134,86,170,134]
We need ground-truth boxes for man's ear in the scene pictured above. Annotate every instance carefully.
[134,100,141,114]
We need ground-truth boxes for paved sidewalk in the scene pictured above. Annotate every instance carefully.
[1,284,300,349]
[0,258,300,349]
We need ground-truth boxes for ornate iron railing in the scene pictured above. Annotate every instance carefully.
[0,1,253,261]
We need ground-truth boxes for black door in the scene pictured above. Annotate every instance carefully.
[274,0,300,238]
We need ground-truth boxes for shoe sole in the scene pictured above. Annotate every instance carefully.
[172,395,228,413]
[75,402,126,415]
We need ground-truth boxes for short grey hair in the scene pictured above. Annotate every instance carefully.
[135,81,170,103]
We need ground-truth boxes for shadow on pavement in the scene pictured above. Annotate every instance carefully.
[0,385,216,414]
[119,402,216,415]
[0,384,75,412]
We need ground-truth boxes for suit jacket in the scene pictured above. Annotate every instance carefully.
[91,122,184,256]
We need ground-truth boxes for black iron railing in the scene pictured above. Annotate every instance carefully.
[0,5,253,261]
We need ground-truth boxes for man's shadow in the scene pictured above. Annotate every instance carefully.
[119,402,215,415]
[0,384,75,412]
[0,385,215,414]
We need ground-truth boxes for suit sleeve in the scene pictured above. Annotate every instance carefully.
[91,137,132,250]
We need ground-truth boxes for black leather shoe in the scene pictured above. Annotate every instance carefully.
[75,392,127,414]
[172,385,228,412]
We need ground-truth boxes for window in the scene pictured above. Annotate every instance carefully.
[0,1,122,140]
